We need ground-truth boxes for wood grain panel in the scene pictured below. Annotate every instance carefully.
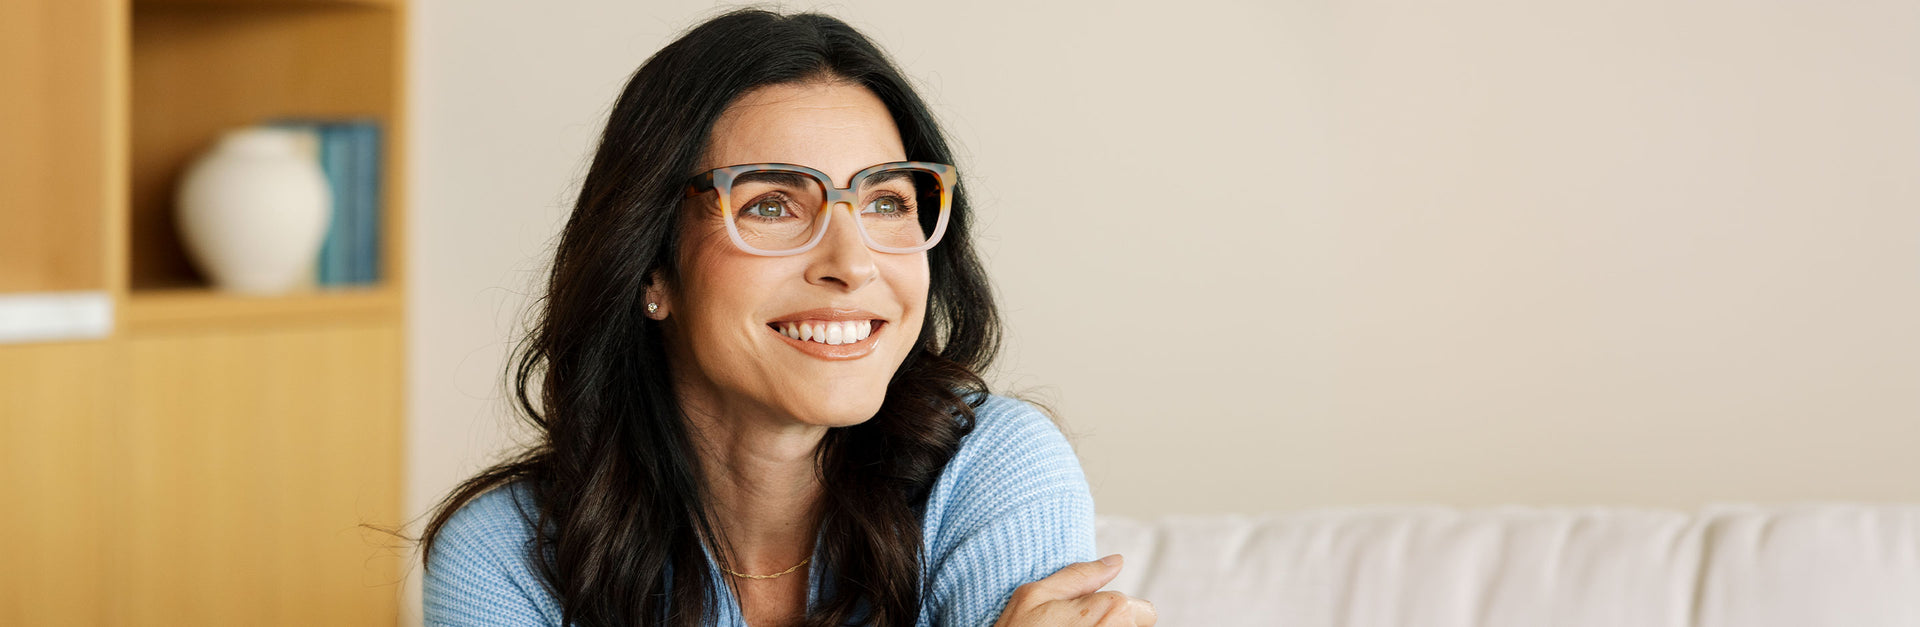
[0,0,112,293]
[0,341,112,626]
[119,321,403,624]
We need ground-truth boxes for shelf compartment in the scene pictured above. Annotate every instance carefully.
[129,2,398,292]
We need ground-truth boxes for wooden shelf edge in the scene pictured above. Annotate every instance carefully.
[133,0,399,9]
[123,285,399,335]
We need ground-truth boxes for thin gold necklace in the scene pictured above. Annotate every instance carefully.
[724,556,811,580]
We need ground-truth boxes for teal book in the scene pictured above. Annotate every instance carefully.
[359,121,383,284]
[341,121,364,285]
[320,122,353,286]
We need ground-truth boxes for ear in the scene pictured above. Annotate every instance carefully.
[643,271,671,321]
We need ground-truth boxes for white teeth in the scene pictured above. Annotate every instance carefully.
[779,320,879,345]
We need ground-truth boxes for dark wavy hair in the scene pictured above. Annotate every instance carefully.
[418,8,1001,627]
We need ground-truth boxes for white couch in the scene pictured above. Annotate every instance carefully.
[1094,504,1920,626]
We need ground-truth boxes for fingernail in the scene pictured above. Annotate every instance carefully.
[1100,553,1122,566]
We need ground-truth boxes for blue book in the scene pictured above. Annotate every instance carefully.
[361,121,383,284]
[320,123,353,286]
[341,122,364,285]
[347,120,369,284]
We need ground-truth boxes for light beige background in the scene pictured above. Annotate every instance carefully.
[404,0,1918,621]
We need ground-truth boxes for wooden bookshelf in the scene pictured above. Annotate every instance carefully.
[1,0,409,623]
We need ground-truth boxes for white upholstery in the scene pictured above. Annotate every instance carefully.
[1094,505,1920,626]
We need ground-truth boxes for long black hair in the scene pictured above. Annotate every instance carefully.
[419,9,1001,627]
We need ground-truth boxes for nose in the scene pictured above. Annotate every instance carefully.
[805,201,878,291]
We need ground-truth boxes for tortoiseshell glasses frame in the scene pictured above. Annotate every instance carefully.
[684,161,956,256]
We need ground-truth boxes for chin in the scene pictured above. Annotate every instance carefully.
[790,385,889,428]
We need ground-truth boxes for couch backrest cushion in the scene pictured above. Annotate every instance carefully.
[1094,504,1920,627]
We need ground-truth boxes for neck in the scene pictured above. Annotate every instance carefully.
[679,394,828,576]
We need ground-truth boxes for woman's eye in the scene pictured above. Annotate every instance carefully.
[863,196,904,215]
[743,198,789,218]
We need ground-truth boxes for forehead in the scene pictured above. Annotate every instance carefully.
[703,81,907,185]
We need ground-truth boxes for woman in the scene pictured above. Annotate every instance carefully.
[421,9,1154,627]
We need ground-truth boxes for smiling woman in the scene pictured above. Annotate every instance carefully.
[417,8,1153,627]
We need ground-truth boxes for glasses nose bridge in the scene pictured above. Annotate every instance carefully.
[822,182,861,211]
[816,183,866,244]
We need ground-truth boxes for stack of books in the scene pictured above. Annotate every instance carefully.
[266,117,383,288]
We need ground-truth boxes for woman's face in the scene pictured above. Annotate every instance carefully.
[660,80,928,429]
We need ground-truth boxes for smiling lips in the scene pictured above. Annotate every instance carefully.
[766,308,889,360]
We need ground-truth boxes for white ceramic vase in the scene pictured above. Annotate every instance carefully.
[176,126,331,295]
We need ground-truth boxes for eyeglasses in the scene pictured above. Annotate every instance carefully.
[684,161,956,256]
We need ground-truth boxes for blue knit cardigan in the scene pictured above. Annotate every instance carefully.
[423,394,1097,626]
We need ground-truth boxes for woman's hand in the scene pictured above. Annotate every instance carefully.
[993,554,1157,626]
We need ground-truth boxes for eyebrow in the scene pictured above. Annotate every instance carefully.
[861,170,914,187]
[733,171,817,188]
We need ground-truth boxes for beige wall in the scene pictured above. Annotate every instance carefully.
[406,2,1918,616]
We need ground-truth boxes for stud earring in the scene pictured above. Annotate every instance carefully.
[647,302,659,314]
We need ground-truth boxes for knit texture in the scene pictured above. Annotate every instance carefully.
[423,394,1097,626]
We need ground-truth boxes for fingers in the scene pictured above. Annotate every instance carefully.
[1000,556,1159,627]
[1088,587,1158,627]
[1085,590,1155,627]
[1128,596,1158,626]
[1026,554,1126,600]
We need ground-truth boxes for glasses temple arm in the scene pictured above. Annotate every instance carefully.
[684,171,716,197]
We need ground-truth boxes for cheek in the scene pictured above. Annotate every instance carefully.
[889,257,933,335]
[677,227,771,341]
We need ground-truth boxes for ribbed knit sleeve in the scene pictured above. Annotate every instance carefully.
[917,395,1100,627]
[422,483,564,626]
